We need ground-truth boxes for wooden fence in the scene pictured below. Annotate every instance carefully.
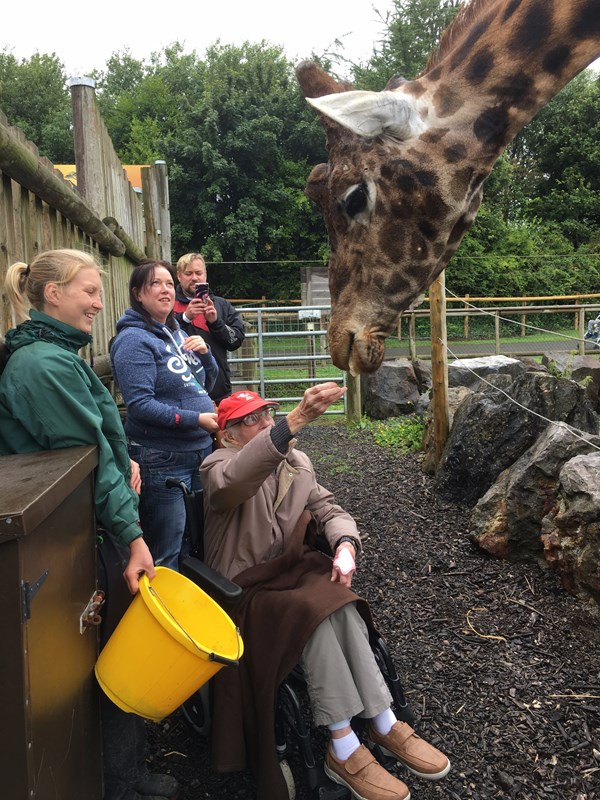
[0,77,171,362]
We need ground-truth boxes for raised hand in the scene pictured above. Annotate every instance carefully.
[286,382,347,435]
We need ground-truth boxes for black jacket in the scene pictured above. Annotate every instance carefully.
[174,285,245,404]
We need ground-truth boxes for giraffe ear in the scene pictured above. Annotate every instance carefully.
[306,90,425,140]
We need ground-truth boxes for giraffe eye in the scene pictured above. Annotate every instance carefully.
[342,183,369,218]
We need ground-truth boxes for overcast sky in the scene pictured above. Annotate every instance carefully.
[4,1,598,82]
[4,0,397,79]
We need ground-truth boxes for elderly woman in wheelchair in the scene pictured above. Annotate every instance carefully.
[198,382,450,800]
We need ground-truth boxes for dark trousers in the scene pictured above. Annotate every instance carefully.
[97,530,148,800]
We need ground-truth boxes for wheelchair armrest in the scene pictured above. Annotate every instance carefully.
[181,555,242,611]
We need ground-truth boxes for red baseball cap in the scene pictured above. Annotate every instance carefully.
[217,390,279,430]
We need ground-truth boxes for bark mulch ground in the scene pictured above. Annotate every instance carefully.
[146,421,600,799]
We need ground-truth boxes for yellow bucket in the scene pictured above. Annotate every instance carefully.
[95,566,243,721]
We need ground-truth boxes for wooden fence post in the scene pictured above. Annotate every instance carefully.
[345,373,362,423]
[429,272,449,468]
[69,77,106,216]
[153,160,171,263]
[495,310,500,354]
[409,313,417,361]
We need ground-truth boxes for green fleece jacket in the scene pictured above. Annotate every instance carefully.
[0,310,142,546]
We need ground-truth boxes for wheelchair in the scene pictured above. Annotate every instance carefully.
[168,479,415,800]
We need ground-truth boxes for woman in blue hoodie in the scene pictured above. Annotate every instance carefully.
[110,260,219,570]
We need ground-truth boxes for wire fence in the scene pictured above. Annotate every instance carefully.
[229,305,346,416]
[225,297,600,417]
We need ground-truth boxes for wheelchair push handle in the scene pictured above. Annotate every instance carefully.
[165,477,191,494]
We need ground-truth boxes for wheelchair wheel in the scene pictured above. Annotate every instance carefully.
[279,759,296,800]
[180,684,211,738]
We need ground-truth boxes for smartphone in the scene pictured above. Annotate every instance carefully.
[194,282,210,299]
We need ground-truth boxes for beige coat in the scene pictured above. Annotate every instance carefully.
[200,427,360,579]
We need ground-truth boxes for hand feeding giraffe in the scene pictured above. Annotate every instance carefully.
[296,0,600,375]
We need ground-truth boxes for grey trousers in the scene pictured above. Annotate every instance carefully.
[299,602,392,727]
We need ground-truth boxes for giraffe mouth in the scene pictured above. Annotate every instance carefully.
[328,324,388,375]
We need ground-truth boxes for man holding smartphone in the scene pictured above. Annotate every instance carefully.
[174,252,246,405]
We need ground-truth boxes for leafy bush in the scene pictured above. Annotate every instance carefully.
[353,415,425,453]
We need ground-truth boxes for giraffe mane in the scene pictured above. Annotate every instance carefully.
[421,0,493,76]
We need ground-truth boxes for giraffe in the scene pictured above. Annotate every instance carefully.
[296,0,600,374]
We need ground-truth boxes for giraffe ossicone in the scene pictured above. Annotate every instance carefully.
[297,0,600,375]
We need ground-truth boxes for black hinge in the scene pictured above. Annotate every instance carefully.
[21,570,49,622]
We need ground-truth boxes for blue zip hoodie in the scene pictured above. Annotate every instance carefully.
[110,309,218,452]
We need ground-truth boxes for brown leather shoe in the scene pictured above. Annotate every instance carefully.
[367,721,451,781]
[324,743,411,800]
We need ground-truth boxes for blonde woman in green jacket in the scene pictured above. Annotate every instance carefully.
[0,249,178,800]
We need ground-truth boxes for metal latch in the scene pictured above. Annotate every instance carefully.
[80,590,106,634]
[21,570,49,622]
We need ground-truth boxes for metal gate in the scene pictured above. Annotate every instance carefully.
[228,304,347,416]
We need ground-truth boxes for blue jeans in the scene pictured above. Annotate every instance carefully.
[128,442,212,570]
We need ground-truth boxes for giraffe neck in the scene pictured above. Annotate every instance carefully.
[415,0,600,161]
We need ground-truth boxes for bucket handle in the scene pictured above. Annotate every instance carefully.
[148,585,242,668]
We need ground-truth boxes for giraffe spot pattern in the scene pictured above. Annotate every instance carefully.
[502,0,522,22]
[411,232,429,261]
[489,71,535,109]
[450,15,494,70]
[511,0,551,55]
[419,128,450,144]
[385,75,407,90]
[396,173,419,195]
[466,47,496,84]
[383,269,414,299]
[542,45,572,75]
[433,86,464,117]
[473,106,511,147]
[448,215,472,245]
[444,143,468,163]
[450,167,475,201]
[419,192,451,222]
[571,0,600,38]
[419,220,439,240]
[402,81,427,98]
[413,169,439,188]
[379,223,408,263]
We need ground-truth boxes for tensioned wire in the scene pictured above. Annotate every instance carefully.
[444,285,594,345]
[436,285,600,453]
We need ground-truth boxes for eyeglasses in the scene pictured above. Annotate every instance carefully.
[227,406,277,428]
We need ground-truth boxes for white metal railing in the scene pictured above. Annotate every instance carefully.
[226,301,600,416]
[228,304,347,415]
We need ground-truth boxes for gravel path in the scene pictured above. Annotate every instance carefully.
[147,421,600,800]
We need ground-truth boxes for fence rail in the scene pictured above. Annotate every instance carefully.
[225,300,600,418]
[0,81,170,358]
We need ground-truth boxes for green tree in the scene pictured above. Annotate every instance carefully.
[510,72,600,247]
[353,0,460,89]
[94,41,329,297]
[0,51,73,162]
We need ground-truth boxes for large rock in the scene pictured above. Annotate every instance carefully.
[363,358,431,419]
[542,353,600,411]
[421,386,472,475]
[434,372,599,506]
[448,355,526,389]
[541,452,600,605]
[470,422,600,561]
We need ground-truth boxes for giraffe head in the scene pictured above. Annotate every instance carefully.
[296,61,486,374]
[297,0,600,373]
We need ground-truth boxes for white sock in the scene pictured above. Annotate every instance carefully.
[371,707,397,736]
[330,730,360,762]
